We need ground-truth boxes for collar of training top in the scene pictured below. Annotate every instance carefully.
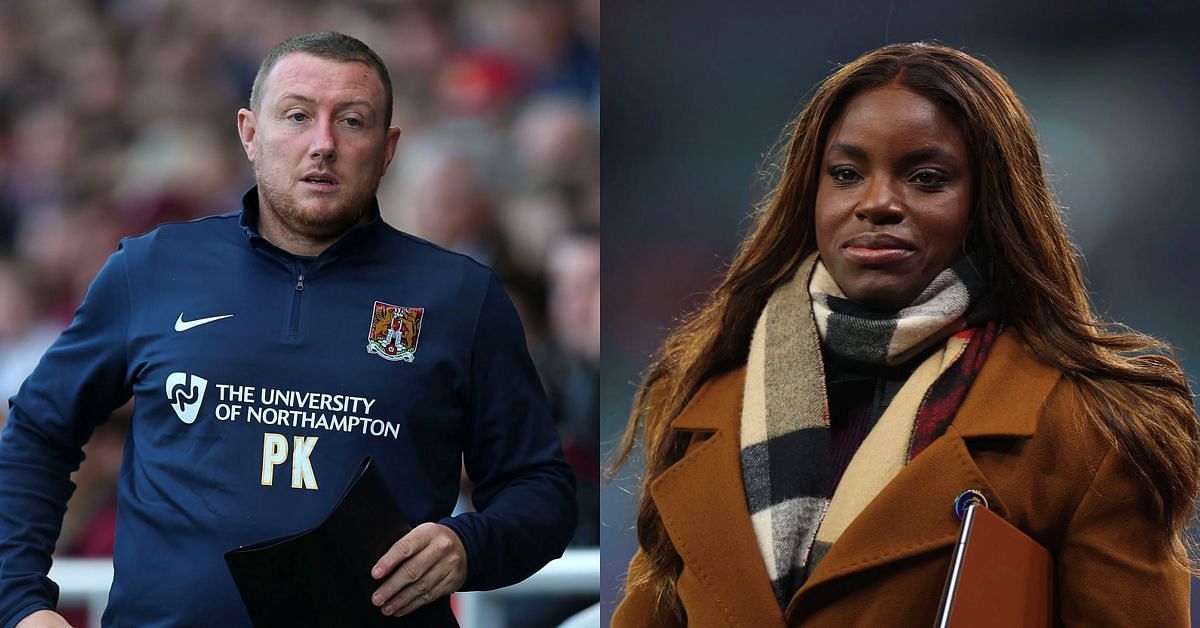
[236,186,384,259]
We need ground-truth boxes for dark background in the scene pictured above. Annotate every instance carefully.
[601,2,1200,625]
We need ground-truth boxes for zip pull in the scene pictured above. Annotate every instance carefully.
[295,273,305,291]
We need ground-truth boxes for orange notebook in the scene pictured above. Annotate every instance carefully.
[935,504,1053,628]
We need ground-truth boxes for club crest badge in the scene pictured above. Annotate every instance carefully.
[367,301,424,362]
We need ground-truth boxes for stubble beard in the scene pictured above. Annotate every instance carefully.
[255,163,381,243]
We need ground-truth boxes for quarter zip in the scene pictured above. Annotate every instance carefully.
[286,266,306,341]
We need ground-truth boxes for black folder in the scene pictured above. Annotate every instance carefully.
[225,456,460,627]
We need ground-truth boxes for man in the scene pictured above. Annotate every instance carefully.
[0,32,576,627]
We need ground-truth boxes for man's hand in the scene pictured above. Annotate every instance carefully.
[15,610,73,627]
[370,522,467,617]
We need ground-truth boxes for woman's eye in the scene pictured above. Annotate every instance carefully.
[911,169,949,187]
[829,166,861,184]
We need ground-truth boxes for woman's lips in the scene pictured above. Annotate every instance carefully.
[840,234,916,265]
[843,246,915,264]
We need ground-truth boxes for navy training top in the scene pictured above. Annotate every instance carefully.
[0,188,577,627]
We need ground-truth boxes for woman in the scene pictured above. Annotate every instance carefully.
[610,43,1200,626]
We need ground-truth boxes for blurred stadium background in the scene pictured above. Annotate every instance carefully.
[602,1,1200,626]
[0,0,598,626]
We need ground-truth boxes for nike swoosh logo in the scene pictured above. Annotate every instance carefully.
[175,313,234,332]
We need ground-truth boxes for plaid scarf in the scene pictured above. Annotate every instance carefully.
[810,255,991,366]
[740,252,1000,609]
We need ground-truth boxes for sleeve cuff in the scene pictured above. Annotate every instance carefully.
[437,513,485,591]
[4,602,54,628]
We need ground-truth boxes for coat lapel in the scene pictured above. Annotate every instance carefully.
[787,330,1061,618]
[651,368,787,627]
[649,330,1061,626]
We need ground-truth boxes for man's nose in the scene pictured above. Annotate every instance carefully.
[854,176,904,225]
[310,118,336,161]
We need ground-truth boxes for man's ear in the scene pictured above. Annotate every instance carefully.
[237,108,257,162]
[380,125,402,174]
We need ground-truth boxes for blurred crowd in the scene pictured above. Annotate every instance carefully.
[0,0,598,622]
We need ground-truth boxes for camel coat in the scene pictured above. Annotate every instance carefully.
[613,330,1188,627]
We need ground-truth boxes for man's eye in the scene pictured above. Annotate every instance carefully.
[344,118,361,127]
[828,166,860,184]
[289,113,307,122]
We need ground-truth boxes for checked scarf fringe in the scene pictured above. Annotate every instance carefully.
[739,252,1000,610]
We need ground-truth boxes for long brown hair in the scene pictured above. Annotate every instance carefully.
[610,42,1200,620]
